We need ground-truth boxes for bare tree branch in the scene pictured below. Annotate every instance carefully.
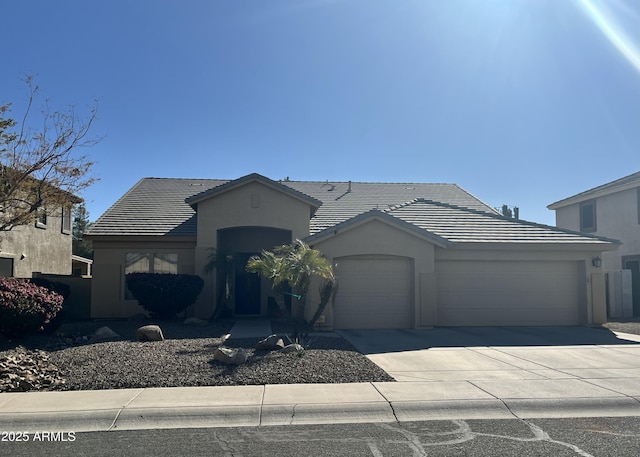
[0,77,99,232]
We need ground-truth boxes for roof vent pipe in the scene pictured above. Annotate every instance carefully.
[348,180,352,192]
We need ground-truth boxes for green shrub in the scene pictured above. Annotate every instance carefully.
[125,273,204,319]
[0,277,64,338]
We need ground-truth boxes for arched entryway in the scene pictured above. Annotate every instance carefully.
[217,227,292,316]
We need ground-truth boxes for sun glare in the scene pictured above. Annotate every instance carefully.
[577,0,640,73]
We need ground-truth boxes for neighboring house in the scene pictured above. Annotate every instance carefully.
[548,171,640,317]
[0,204,76,278]
[86,173,619,328]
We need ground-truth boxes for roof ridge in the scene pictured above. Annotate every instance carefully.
[280,179,458,185]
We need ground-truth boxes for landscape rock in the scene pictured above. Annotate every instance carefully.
[255,334,285,351]
[183,317,209,327]
[136,325,165,342]
[0,347,66,392]
[213,346,248,365]
[91,326,121,342]
[281,343,304,354]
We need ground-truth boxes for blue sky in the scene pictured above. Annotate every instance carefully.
[1,0,638,226]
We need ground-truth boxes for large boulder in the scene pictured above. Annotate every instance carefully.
[255,334,285,351]
[213,347,248,365]
[136,325,164,342]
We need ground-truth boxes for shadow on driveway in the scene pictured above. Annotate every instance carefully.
[337,326,639,355]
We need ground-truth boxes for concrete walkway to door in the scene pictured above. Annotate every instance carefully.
[228,318,273,338]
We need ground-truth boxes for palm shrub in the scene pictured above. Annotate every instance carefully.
[247,240,337,342]
[0,277,64,338]
[125,273,204,319]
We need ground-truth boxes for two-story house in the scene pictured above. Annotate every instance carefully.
[548,171,640,317]
[0,203,78,278]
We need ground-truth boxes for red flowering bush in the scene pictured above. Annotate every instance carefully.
[125,273,204,319]
[0,277,64,338]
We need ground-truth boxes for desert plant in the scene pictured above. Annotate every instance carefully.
[247,240,337,342]
[0,277,64,338]
[125,272,204,319]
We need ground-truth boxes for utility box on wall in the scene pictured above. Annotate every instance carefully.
[608,270,632,318]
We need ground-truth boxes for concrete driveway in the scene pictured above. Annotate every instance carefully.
[338,326,640,386]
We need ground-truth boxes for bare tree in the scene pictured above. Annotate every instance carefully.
[0,76,99,232]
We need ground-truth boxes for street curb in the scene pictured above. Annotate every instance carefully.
[0,410,119,432]
[3,396,640,432]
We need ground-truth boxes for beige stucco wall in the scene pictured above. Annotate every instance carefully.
[90,237,196,318]
[192,181,314,318]
[312,216,609,328]
[0,206,72,277]
[554,188,640,271]
[310,218,437,329]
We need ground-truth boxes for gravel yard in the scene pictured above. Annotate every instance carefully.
[603,318,640,336]
[0,319,394,392]
[2,319,639,393]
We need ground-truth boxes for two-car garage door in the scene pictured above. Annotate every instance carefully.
[436,260,580,326]
[332,256,581,329]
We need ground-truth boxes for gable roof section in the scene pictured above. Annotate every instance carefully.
[88,175,498,237]
[548,171,640,210]
[304,208,454,247]
[185,173,322,213]
[306,198,621,246]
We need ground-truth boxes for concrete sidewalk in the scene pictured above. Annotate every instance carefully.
[1,330,640,432]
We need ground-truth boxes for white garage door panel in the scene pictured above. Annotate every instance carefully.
[437,260,579,326]
[334,257,412,329]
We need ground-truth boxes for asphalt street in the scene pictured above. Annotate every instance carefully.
[2,417,639,457]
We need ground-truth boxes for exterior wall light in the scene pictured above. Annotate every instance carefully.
[592,256,602,267]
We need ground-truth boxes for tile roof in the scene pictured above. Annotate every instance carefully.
[548,171,640,209]
[286,181,496,234]
[87,178,225,236]
[305,199,619,246]
[87,177,498,237]
[385,199,619,245]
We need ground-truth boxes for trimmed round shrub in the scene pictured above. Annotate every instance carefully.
[0,277,64,338]
[125,273,204,319]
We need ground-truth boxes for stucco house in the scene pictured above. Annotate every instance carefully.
[548,171,640,317]
[0,203,77,278]
[86,173,619,328]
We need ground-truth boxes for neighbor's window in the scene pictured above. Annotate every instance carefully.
[124,253,178,299]
[62,206,72,234]
[580,200,596,232]
[36,207,47,228]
